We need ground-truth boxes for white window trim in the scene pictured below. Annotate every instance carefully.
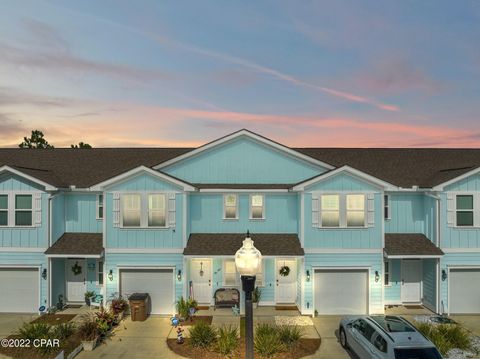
[384,260,391,287]
[320,193,367,229]
[249,194,265,220]
[0,192,36,228]
[96,260,104,287]
[96,194,104,220]
[120,192,169,229]
[454,193,477,228]
[223,193,239,220]
[384,194,391,220]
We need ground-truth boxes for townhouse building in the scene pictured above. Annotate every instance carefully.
[0,130,479,316]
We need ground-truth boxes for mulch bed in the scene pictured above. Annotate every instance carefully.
[167,338,320,358]
[181,316,213,325]
[31,314,77,325]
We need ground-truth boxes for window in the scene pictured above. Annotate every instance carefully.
[148,194,166,227]
[97,194,104,220]
[255,260,265,286]
[122,194,141,227]
[250,195,264,219]
[384,194,390,219]
[224,194,238,219]
[0,195,7,226]
[15,194,32,226]
[456,195,474,227]
[372,332,388,353]
[224,260,238,286]
[321,195,340,227]
[346,194,365,227]
[97,261,104,286]
[384,261,390,286]
[353,319,375,342]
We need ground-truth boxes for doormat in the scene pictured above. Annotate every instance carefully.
[66,304,83,309]
[403,305,424,309]
[275,305,298,311]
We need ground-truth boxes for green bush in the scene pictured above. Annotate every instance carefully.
[216,325,238,356]
[51,322,76,340]
[278,325,303,348]
[415,322,471,355]
[254,324,284,357]
[18,322,51,340]
[189,322,217,349]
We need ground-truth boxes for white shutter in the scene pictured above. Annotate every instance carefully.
[312,193,319,228]
[168,193,176,227]
[34,193,42,226]
[367,193,375,227]
[113,193,120,227]
[447,193,455,227]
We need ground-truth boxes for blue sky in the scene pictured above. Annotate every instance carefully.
[1,0,479,147]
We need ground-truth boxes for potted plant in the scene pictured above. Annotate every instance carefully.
[253,287,262,309]
[95,307,116,333]
[78,315,99,351]
[84,291,96,306]
[187,298,198,321]
[111,296,129,322]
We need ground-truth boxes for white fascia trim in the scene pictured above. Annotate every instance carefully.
[0,165,57,191]
[183,254,304,259]
[442,248,480,253]
[384,300,403,305]
[45,253,103,258]
[153,129,334,171]
[304,248,382,254]
[106,248,183,254]
[432,167,480,191]
[0,247,47,252]
[199,188,290,193]
[292,165,398,191]
[385,254,444,259]
[89,165,196,191]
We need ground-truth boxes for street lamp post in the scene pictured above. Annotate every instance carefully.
[235,231,262,359]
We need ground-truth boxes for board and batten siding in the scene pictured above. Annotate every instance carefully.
[51,194,65,243]
[163,137,325,184]
[65,194,102,233]
[384,259,401,304]
[385,194,427,234]
[0,174,48,248]
[304,253,384,314]
[189,193,298,233]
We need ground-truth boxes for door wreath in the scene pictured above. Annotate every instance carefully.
[71,261,82,275]
[279,265,290,277]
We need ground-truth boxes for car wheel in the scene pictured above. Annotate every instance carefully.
[339,327,348,349]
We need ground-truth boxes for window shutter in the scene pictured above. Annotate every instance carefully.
[367,193,375,227]
[34,193,42,226]
[113,193,120,227]
[168,193,176,227]
[312,193,319,228]
[447,193,454,227]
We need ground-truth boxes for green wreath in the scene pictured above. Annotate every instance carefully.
[279,265,290,277]
[71,262,82,275]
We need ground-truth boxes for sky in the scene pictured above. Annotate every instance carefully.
[0,0,479,148]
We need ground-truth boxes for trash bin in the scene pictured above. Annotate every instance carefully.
[129,293,149,321]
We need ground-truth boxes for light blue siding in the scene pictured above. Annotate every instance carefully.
[305,173,379,192]
[108,173,182,192]
[445,173,480,191]
[423,259,436,311]
[0,173,44,191]
[190,193,297,233]
[384,259,401,303]
[423,196,437,242]
[51,258,65,306]
[65,194,102,233]
[385,194,426,234]
[163,137,325,183]
[51,194,65,242]
[304,193,382,248]
[304,253,384,314]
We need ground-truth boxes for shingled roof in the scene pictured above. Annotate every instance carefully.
[44,232,103,257]
[384,233,444,257]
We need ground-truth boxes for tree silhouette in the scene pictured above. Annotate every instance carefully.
[71,142,92,149]
[19,130,54,148]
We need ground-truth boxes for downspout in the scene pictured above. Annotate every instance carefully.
[426,192,441,314]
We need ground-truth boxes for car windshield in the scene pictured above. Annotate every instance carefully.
[394,347,443,359]
[372,316,416,333]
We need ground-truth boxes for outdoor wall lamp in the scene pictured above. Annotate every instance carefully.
[42,268,47,280]
[442,269,447,281]
[177,270,182,281]
[375,270,380,282]
[108,269,114,281]
[306,270,310,282]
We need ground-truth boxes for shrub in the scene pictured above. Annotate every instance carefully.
[189,322,217,349]
[18,322,51,340]
[176,297,189,319]
[415,322,471,355]
[95,307,116,334]
[84,291,96,300]
[78,315,99,341]
[51,322,75,340]
[278,325,303,348]
[111,296,129,315]
[254,324,284,357]
[216,325,238,356]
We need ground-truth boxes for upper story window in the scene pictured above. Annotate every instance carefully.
[96,194,104,220]
[224,194,238,220]
[122,194,141,227]
[0,193,38,227]
[121,193,168,228]
[319,193,366,228]
[384,194,390,220]
[456,194,474,227]
[346,194,365,227]
[321,194,340,227]
[250,194,265,219]
[15,194,32,226]
[0,195,7,226]
[148,194,166,227]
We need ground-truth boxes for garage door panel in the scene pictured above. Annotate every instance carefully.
[0,268,39,313]
[450,268,480,314]
[120,269,174,315]
[314,269,368,315]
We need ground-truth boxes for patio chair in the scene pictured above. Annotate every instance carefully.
[90,294,103,310]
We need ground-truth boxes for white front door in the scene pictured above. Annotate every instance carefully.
[276,259,297,304]
[190,259,212,304]
[401,260,422,303]
[66,259,86,302]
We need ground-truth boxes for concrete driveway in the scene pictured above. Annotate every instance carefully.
[451,315,480,336]
[0,313,38,338]
[310,316,355,359]
[77,316,180,359]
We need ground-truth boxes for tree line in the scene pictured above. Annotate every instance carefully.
[18,130,92,149]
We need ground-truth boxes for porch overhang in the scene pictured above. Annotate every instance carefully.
[384,233,444,259]
[45,233,104,258]
[184,233,304,256]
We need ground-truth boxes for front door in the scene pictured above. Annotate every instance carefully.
[401,260,422,303]
[66,259,86,302]
[276,259,297,303]
[190,259,212,304]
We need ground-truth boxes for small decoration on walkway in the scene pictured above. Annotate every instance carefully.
[176,326,185,344]
[232,304,240,316]
[279,265,290,277]
[171,316,180,327]
[71,261,82,275]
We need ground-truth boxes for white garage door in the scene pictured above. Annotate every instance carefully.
[0,268,39,313]
[120,269,174,315]
[450,268,480,314]
[314,269,368,315]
